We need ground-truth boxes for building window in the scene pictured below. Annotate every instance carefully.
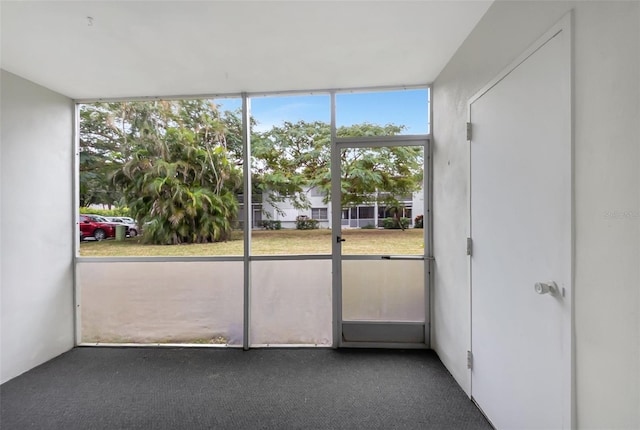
[311,208,328,220]
[358,206,375,219]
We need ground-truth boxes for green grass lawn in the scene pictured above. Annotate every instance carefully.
[79,228,425,257]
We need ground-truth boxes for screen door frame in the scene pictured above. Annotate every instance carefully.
[330,131,432,348]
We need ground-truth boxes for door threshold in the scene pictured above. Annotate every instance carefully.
[339,341,429,349]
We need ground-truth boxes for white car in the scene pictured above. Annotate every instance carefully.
[106,216,140,237]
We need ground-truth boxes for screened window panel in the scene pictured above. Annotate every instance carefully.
[78,261,243,345]
[250,260,332,346]
[342,260,425,321]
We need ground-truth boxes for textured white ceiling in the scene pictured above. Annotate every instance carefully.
[0,1,492,99]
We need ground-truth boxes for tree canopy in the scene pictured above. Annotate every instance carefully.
[80,99,423,244]
[253,121,423,210]
[87,100,242,244]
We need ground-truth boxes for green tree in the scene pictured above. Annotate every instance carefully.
[251,120,330,213]
[252,121,423,212]
[79,103,131,207]
[81,101,422,241]
[111,100,242,244]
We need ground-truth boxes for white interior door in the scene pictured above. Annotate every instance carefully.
[469,17,572,429]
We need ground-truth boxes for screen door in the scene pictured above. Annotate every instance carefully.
[332,136,429,347]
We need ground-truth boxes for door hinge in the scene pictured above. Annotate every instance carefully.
[466,122,472,141]
[467,350,473,370]
[466,237,473,256]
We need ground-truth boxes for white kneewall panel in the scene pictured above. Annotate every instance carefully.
[1,70,75,384]
[432,2,639,429]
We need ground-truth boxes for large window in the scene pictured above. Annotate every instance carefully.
[336,88,430,136]
[75,87,430,347]
[78,97,244,257]
[250,94,332,255]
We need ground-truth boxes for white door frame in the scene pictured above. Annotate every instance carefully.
[467,12,574,428]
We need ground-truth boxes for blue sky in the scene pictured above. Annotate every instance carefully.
[218,88,429,135]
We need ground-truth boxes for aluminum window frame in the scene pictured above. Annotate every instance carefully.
[73,84,432,349]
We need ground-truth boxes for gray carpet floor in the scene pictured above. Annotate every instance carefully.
[0,347,492,430]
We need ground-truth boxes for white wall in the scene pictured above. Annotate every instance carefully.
[1,70,75,383]
[261,190,332,229]
[432,1,639,428]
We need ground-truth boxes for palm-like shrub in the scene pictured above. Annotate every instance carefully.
[113,102,241,245]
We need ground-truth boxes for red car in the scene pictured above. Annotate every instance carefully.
[79,214,124,241]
